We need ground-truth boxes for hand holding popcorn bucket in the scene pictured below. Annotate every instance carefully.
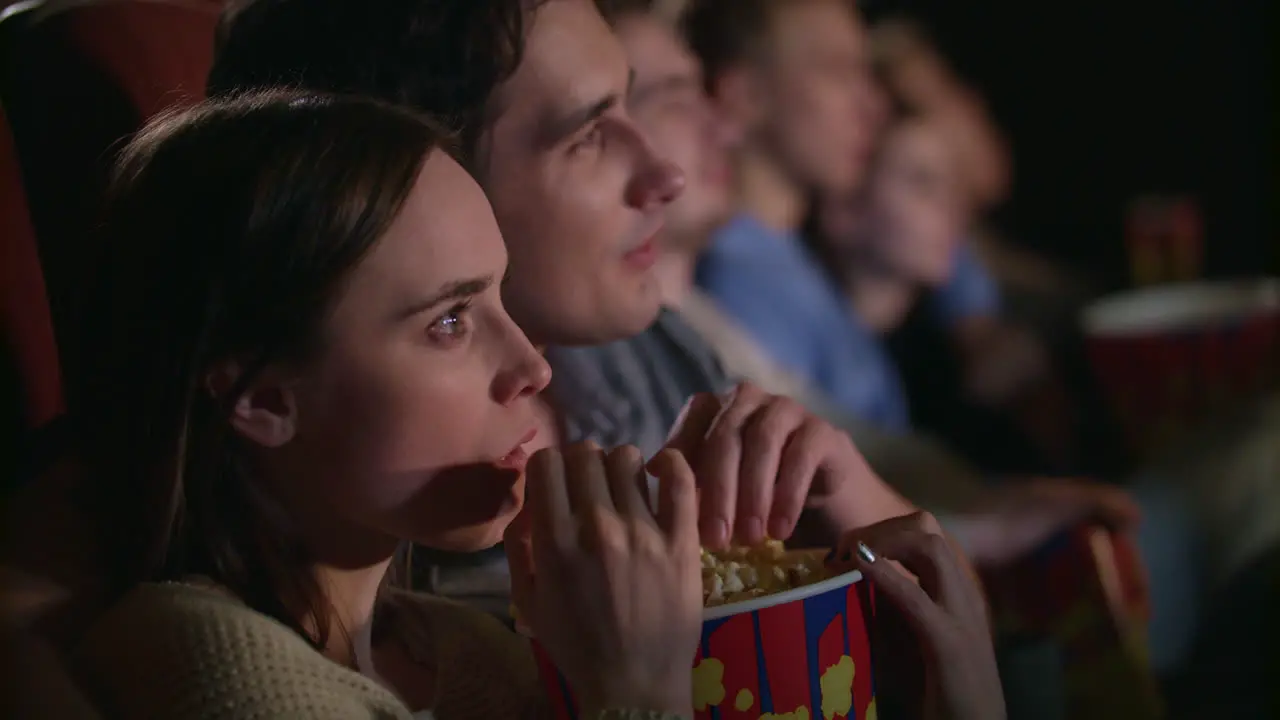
[510,446,1000,720]
[521,540,879,720]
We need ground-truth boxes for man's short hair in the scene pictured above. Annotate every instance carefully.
[597,0,695,27]
[595,0,653,23]
[208,0,535,164]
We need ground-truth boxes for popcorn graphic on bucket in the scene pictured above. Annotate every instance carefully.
[526,543,877,720]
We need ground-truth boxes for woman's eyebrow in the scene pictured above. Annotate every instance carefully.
[392,275,493,321]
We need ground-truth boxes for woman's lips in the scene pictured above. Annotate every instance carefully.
[494,429,538,472]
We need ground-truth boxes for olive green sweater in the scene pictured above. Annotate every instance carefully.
[71,582,684,720]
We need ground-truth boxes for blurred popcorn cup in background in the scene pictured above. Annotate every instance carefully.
[1082,278,1280,458]
[527,560,878,720]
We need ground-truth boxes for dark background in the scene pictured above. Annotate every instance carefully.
[866,0,1274,291]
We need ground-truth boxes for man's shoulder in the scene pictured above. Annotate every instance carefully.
[548,309,729,396]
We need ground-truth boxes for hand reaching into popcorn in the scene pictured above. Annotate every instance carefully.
[505,442,703,719]
[949,478,1142,568]
[663,384,918,551]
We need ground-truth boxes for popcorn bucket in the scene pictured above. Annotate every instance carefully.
[528,562,878,720]
[983,527,1161,720]
[1082,279,1280,457]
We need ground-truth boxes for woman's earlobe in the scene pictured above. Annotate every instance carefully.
[228,385,298,448]
[207,360,299,448]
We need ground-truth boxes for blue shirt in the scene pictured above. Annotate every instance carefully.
[935,243,1001,324]
[696,214,911,432]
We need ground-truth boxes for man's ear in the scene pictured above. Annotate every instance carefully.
[709,66,763,139]
[205,361,299,448]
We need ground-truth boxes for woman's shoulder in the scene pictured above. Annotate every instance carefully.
[73,582,411,719]
[382,590,545,720]
[382,588,534,675]
[77,580,292,649]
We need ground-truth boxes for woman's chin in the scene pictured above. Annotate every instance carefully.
[418,500,522,554]
[406,463,525,552]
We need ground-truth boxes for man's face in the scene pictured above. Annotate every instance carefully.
[478,0,685,347]
[746,0,879,195]
[616,14,735,254]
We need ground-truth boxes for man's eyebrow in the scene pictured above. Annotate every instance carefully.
[542,94,619,145]
[393,275,493,322]
[540,70,635,145]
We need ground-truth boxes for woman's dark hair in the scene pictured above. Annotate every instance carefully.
[208,0,538,167]
[75,89,447,649]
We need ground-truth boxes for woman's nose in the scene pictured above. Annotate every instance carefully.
[493,325,552,406]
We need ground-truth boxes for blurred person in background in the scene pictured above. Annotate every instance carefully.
[806,88,1054,475]
[862,17,1092,474]
[683,0,1200,684]
[686,0,1010,437]
[871,17,1012,215]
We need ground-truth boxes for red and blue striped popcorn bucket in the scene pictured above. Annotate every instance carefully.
[1083,279,1280,458]
[528,565,878,720]
[983,526,1162,719]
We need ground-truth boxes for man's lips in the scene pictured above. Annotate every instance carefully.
[494,429,538,471]
[623,237,658,270]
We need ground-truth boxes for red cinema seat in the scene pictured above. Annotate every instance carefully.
[1,103,62,485]
[0,0,219,400]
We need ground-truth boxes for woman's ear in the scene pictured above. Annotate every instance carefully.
[205,361,299,448]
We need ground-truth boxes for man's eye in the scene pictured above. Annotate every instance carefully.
[570,124,604,155]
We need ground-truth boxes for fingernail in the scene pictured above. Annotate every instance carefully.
[767,516,791,540]
[703,518,729,548]
[856,542,878,564]
[741,517,763,543]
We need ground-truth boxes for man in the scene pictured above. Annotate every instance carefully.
[206,0,924,614]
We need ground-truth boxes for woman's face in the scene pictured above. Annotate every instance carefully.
[246,152,552,557]
[863,119,965,286]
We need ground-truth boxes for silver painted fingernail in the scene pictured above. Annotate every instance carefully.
[856,542,878,564]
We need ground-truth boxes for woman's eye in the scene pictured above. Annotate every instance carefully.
[426,302,472,344]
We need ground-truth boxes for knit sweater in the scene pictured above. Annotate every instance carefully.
[70,582,685,720]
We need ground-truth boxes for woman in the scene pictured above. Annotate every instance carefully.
[869,17,1012,214]
[809,107,1056,476]
[13,90,1002,719]
[813,114,970,335]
